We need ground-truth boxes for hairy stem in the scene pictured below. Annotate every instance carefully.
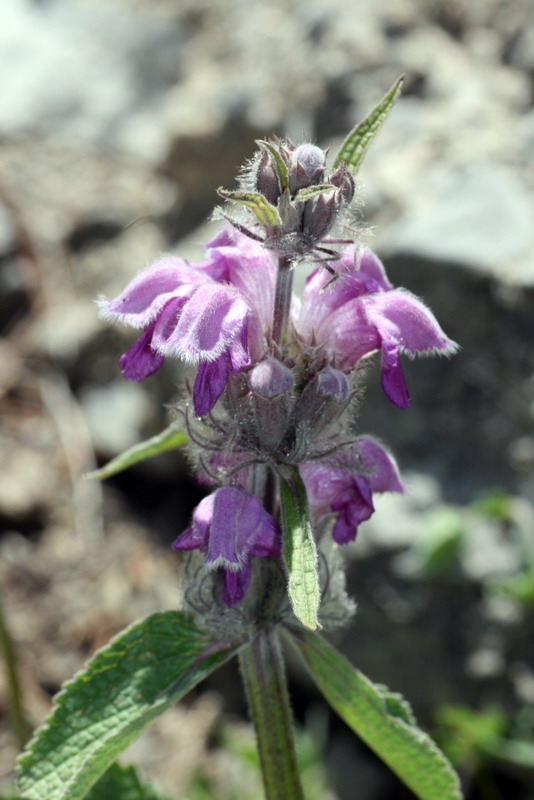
[239,626,304,800]
[272,254,294,347]
[0,589,30,750]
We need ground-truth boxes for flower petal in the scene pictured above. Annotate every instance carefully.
[298,246,392,344]
[118,323,164,381]
[222,564,252,606]
[332,476,374,544]
[200,227,277,329]
[171,493,214,551]
[300,438,403,544]
[380,337,411,408]
[358,437,404,494]
[150,296,188,349]
[193,354,231,417]
[100,257,208,328]
[172,487,280,571]
[361,289,458,357]
[163,283,252,363]
[357,248,393,292]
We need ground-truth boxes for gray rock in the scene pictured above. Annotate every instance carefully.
[381,164,534,286]
[80,381,151,455]
[0,0,183,155]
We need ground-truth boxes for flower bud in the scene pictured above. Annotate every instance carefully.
[249,358,293,452]
[248,357,293,398]
[316,366,351,398]
[254,148,282,204]
[288,144,326,194]
[329,163,355,205]
[301,190,338,243]
[291,366,352,436]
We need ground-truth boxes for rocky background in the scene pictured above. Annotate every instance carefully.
[1,0,534,798]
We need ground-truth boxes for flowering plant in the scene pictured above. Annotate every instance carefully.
[16,79,463,800]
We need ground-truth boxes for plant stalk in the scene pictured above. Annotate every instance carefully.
[272,254,294,347]
[0,589,30,750]
[239,625,305,800]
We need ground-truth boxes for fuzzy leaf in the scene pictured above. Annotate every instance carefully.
[293,184,336,202]
[85,762,171,800]
[257,140,288,191]
[217,188,282,230]
[280,473,321,631]
[333,76,404,173]
[86,422,188,480]
[17,612,241,800]
[291,630,463,800]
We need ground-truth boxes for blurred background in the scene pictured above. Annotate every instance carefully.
[1,0,533,798]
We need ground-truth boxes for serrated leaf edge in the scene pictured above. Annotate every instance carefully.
[333,75,404,173]
[17,612,241,800]
[289,629,463,800]
[280,475,321,632]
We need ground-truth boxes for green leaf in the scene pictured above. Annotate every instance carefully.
[280,473,321,631]
[415,508,464,571]
[293,184,336,203]
[86,422,188,480]
[291,630,463,800]
[435,704,506,767]
[85,762,171,800]
[257,140,288,191]
[18,612,241,800]
[217,188,282,230]
[490,570,534,606]
[472,488,512,521]
[333,75,404,173]
[374,685,417,727]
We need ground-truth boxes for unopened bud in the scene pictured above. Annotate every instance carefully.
[248,357,293,398]
[301,190,338,242]
[249,358,294,452]
[316,366,351,398]
[254,149,282,204]
[292,366,352,436]
[289,144,326,194]
[330,164,355,205]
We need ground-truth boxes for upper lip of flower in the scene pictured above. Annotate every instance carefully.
[297,245,458,408]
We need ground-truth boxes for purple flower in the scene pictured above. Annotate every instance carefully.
[299,437,403,544]
[297,247,458,408]
[196,227,277,330]
[102,228,455,419]
[100,229,275,416]
[171,487,281,606]
[118,320,164,381]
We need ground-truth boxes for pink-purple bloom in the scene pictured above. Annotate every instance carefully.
[297,247,458,408]
[171,487,281,606]
[102,216,456,607]
[100,231,274,416]
[300,437,404,544]
[101,228,455,418]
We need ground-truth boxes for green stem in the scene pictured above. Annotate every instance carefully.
[0,589,30,750]
[239,626,305,800]
[272,254,294,347]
